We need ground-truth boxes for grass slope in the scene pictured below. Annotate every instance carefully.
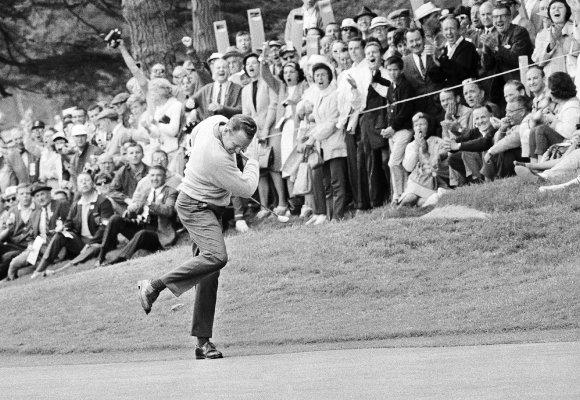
[1,178,579,356]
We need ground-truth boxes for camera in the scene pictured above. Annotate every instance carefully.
[103,29,122,48]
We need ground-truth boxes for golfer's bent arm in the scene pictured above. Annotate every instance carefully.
[211,158,260,199]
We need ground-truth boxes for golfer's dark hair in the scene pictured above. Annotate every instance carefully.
[229,114,257,139]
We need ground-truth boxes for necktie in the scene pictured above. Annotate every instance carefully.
[418,55,426,79]
[216,84,223,106]
[252,80,258,109]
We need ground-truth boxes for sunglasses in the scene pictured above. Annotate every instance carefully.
[5,197,16,202]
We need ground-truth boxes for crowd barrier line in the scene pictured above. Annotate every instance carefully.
[354,49,580,116]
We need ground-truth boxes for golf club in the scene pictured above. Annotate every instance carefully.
[246,197,290,223]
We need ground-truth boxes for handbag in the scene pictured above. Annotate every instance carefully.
[258,142,274,169]
[292,154,312,196]
[306,147,323,169]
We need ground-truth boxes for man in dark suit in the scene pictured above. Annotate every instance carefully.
[481,3,533,107]
[190,58,242,123]
[97,165,178,266]
[429,16,480,87]
[32,173,113,276]
[402,28,443,124]
[6,182,70,280]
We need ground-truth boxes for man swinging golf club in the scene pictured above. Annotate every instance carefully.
[138,114,259,359]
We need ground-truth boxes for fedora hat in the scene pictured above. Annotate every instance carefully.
[415,2,441,21]
[354,6,378,23]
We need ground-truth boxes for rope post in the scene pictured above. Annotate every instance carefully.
[519,56,529,94]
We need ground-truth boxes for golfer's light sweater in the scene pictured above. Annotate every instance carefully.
[179,116,259,207]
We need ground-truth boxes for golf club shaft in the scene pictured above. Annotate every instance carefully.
[246,196,275,216]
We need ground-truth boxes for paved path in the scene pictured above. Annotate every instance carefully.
[2,342,579,399]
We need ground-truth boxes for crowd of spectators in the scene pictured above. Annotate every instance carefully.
[1,0,580,282]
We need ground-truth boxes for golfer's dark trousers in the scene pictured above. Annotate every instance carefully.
[160,192,227,338]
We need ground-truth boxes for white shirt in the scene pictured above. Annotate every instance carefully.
[39,204,53,239]
[413,53,428,78]
[77,191,99,238]
[212,81,231,105]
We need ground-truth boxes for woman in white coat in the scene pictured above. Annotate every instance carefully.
[303,63,348,222]
[241,53,285,217]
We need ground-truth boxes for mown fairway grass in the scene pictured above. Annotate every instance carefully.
[1,178,578,356]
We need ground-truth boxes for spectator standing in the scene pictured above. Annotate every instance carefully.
[306,63,348,221]
[354,6,377,40]
[481,3,534,107]
[190,58,242,123]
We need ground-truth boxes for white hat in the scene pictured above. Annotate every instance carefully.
[414,2,441,21]
[206,52,223,64]
[70,124,89,137]
[341,18,358,30]
[3,185,17,199]
[369,16,390,31]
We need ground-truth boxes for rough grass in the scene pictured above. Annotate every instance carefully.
[1,178,579,356]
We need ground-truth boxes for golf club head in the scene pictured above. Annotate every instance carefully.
[277,215,290,223]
